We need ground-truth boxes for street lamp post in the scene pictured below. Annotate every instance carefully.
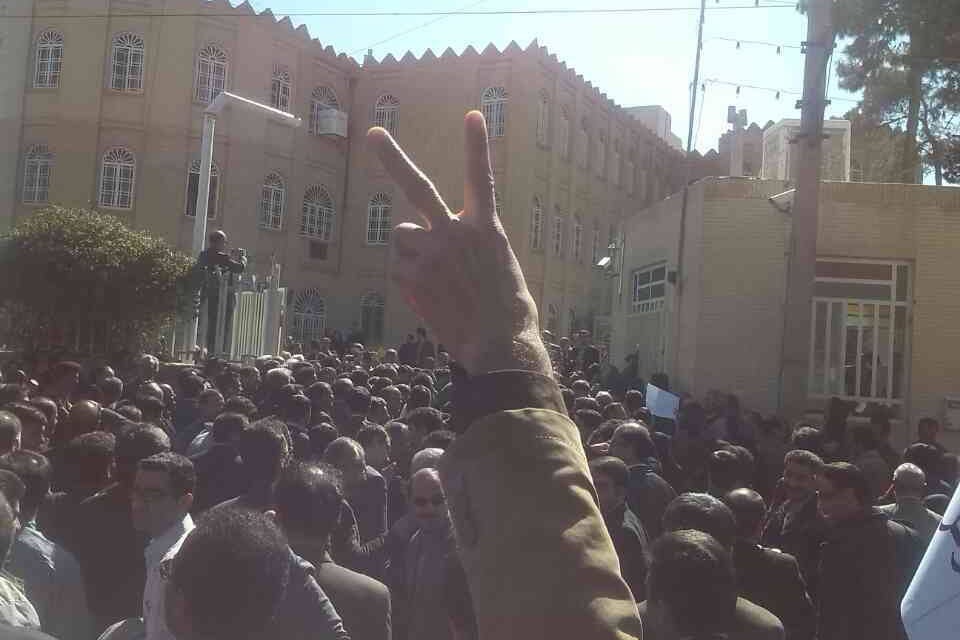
[185,92,302,360]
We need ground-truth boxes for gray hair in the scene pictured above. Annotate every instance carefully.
[893,463,926,496]
[411,447,445,474]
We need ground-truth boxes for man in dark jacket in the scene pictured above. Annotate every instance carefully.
[274,462,391,640]
[608,422,676,539]
[760,449,828,601]
[724,488,815,640]
[816,462,922,640]
[589,456,649,601]
[190,412,249,513]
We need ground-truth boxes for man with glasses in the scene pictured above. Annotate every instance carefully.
[132,452,195,640]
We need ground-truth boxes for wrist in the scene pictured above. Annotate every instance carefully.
[461,334,552,378]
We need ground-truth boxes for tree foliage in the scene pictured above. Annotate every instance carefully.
[834,0,960,184]
[0,206,194,355]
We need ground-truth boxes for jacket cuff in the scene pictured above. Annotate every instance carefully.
[453,370,566,427]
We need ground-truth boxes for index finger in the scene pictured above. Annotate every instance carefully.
[367,127,451,231]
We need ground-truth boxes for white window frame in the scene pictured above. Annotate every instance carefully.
[530,196,544,250]
[551,209,564,257]
[366,193,392,245]
[271,64,292,111]
[536,91,549,147]
[808,259,911,404]
[292,289,326,344]
[481,86,507,138]
[301,185,335,240]
[373,94,400,137]
[22,144,53,205]
[110,33,144,92]
[631,263,667,314]
[195,43,228,104]
[309,86,340,135]
[360,292,386,345]
[34,30,64,89]
[259,172,285,230]
[185,160,221,219]
[572,214,583,263]
[559,107,570,159]
[98,147,136,210]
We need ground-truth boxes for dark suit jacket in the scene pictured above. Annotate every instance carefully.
[638,597,785,640]
[760,496,827,601]
[308,551,391,640]
[191,443,249,513]
[602,502,649,602]
[625,461,677,540]
[733,540,814,640]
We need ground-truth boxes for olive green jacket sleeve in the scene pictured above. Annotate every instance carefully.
[439,371,642,640]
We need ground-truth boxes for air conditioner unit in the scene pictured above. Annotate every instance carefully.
[314,110,348,137]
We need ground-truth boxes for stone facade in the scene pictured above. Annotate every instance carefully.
[611,177,960,449]
[1,0,684,349]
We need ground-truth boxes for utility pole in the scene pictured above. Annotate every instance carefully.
[671,0,706,381]
[780,0,835,417]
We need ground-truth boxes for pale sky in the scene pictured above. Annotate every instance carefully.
[252,0,862,154]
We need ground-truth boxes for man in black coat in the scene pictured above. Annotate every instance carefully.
[589,456,650,601]
[274,461,391,640]
[724,488,815,640]
[190,412,249,513]
[760,449,828,601]
[608,422,676,539]
[816,462,923,640]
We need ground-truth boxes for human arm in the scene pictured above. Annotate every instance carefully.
[369,112,640,640]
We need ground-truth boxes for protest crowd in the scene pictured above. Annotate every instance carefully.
[0,113,953,640]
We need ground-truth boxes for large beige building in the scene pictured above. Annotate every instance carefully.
[762,117,851,181]
[610,177,960,449]
[0,0,684,349]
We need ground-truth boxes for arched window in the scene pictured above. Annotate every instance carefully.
[577,120,589,169]
[572,214,583,263]
[536,91,549,146]
[110,33,144,92]
[301,185,335,240]
[373,94,400,136]
[34,30,64,88]
[551,209,564,257]
[185,160,221,218]
[596,133,607,178]
[292,289,326,344]
[559,107,570,159]
[98,147,136,209]
[310,86,340,134]
[259,172,285,230]
[271,64,291,111]
[481,86,507,138]
[360,292,385,346]
[530,196,543,250]
[22,144,53,205]
[367,193,392,245]
[195,44,227,103]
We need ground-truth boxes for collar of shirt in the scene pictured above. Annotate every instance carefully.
[146,514,195,566]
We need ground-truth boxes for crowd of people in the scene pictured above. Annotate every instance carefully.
[0,112,953,640]
[0,330,950,640]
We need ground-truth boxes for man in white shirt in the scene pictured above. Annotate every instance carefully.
[132,452,196,640]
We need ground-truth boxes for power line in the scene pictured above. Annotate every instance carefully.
[352,0,489,56]
[705,36,802,52]
[2,4,800,19]
[703,78,859,103]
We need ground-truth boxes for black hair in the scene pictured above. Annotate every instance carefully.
[0,451,51,517]
[784,448,824,471]
[347,387,372,414]
[357,425,389,449]
[98,376,124,399]
[224,395,257,418]
[274,461,343,541]
[116,405,143,423]
[589,456,630,488]
[624,389,645,412]
[851,425,879,451]
[647,530,737,636]
[722,488,767,539]
[662,493,737,549]
[4,403,47,431]
[406,407,444,436]
[407,385,433,411]
[115,425,171,487]
[790,426,824,457]
[614,422,657,460]
[63,431,116,490]
[50,361,82,382]
[180,375,206,399]
[709,449,744,493]
[138,452,196,496]
[422,429,456,451]
[820,462,873,507]
[282,394,312,423]
[348,370,370,389]
[0,493,16,564]
[574,396,601,413]
[0,469,25,509]
[171,508,291,640]
[308,424,340,460]
[602,402,628,421]
[574,409,604,438]
[212,412,249,443]
[238,419,290,486]
[136,394,165,420]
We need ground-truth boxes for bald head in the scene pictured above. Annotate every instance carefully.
[322,437,366,487]
[893,463,927,498]
[411,447,444,474]
[723,488,767,540]
[264,368,294,391]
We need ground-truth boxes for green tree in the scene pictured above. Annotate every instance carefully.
[834,0,960,184]
[0,206,194,356]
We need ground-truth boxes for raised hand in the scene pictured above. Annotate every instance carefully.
[367,111,551,378]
